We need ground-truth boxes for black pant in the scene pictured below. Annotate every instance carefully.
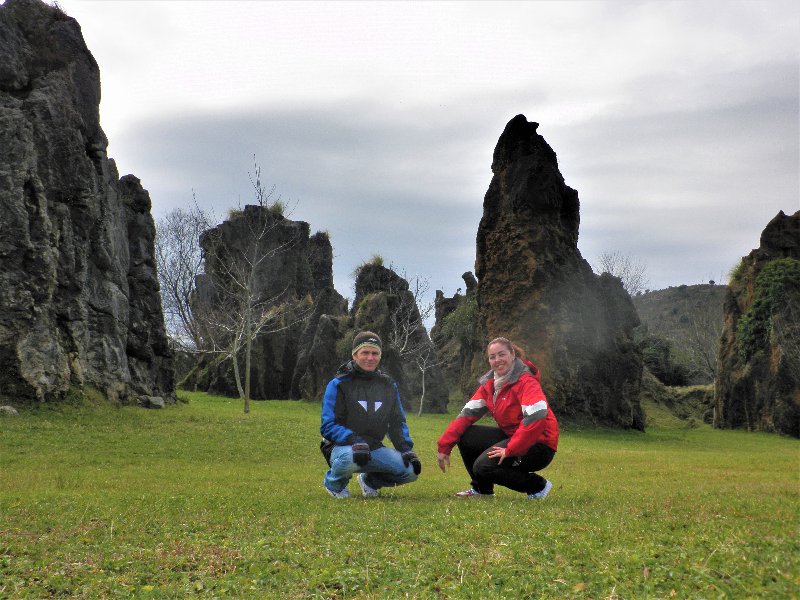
[457,424,555,495]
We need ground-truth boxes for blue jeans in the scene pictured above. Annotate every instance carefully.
[323,445,418,493]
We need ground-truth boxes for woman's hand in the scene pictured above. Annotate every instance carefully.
[437,452,451,472]
[486,446,507,464]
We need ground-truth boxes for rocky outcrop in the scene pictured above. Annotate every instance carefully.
[352,263,448,413]
[0,0,175,405]
[293,263,449,413]
[715,210,800,437]
[183,206,347,399]
[473,115,644,429]
[432,272,480,395]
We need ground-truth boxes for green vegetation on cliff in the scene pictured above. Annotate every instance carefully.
[736,257,800,361]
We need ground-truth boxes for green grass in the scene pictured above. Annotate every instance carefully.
[1,393,798,599]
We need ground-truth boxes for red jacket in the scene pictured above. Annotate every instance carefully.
[438,359,559,457]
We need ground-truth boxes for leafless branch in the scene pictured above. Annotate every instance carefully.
[593,250,649,296]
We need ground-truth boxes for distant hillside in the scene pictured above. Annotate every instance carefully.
[634,284,727,334]
[633,284,727,384]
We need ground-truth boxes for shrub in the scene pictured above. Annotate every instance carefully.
[728,260,746,284]
[335,332,355,362]
[269,199,286,216]
[369,254,384,267]
[736,258,800,361]
[441,295,478,348]
[638,335,690,386]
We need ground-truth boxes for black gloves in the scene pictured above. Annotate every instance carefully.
[351,442,371,466]
[402,451,422,475]
[350,441,419,474]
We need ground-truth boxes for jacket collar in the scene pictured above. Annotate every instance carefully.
[335,359,382,379]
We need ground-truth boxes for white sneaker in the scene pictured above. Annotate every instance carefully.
[527,480,552,500]
[325,486,351,499]
[357,473,379,498]
[454,488,493,498]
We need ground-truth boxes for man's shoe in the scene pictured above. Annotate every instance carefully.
[357,473,379,498]
[527,480,552,500]
[454,488,493,498]
[325,486,351,499]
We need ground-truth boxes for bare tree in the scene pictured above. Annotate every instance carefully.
[386,271,434,356]
[155,198,210,351]
[382,269,445,413]
[684,298,724,381]
[412,335,446,416]
[593,250,649,296]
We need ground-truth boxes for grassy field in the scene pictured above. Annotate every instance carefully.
[1,393,797,599]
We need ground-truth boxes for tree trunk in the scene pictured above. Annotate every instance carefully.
[232,346,245,406]
[417,368,426,417]
[244,308,252,414]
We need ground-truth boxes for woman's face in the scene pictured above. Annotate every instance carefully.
[487,342,514,377]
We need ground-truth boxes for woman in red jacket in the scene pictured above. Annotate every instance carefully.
[437,337,559,499]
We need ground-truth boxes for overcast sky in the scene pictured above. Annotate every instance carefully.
[54,0,799,307]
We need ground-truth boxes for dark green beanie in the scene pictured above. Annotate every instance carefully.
[352,331,382,354]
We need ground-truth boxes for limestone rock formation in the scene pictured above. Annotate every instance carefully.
[0,0,175,405]
[183,206,347,399]
[715,210,800,437]
[432,272,480,395]
[473,114,644,428]
[351,263,449,413]
[293,263,449,413]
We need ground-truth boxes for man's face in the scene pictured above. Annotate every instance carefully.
[353,346,381,372]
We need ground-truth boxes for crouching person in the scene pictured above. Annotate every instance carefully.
[320,331,421,498]
[437,337,558,499]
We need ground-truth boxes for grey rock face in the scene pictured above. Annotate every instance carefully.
[351,263,449,413]
[715,210,800,437]
[0,0,175,404]
[432,272,481,396]
[290,263,449,413]
[474,115,644,429]
[184,205,347,400]
[140,395,165,409]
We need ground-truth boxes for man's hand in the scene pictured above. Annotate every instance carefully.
[437,452,450,473]
[402,451,422,475]
[351,442,371,466]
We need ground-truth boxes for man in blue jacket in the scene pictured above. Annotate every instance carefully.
[320,331,421,498]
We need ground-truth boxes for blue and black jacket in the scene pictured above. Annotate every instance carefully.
[320,360,414,452]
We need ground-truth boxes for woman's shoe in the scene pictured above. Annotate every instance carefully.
[454,488,493,498]
[527,480,552,499]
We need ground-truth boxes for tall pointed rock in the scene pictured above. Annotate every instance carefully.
[476,115,643,428]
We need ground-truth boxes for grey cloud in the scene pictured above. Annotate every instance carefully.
[117,102,490,303]
[113,53,797,309]
[552,60,798,289]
